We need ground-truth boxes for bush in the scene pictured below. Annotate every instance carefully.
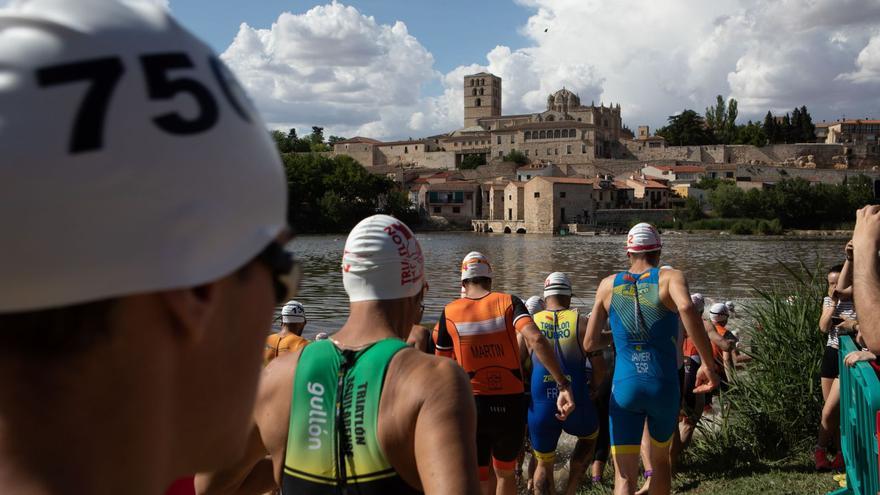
[503,149,529,165]
[729,219,756,235]
[689,263,826,465]
[459,154,486,170]
[756,219,783,235]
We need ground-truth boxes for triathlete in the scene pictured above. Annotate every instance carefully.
[585,223,719,495]
[265,300,309,365]
[197,215,480,494]
[0,2,295,494]
[518,294,543,490]
[708,303,739,379]
[528,272,604,495]
[435,252,575,495]
[526,296,546,316]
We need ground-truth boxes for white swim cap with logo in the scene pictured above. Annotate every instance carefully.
[281,300,306,324]
[525,296,545,316]
[342,215,425,303]
[709,302,729,321]
[626,223,662,253]
[543,272,572,298]
[691,293,705,314]
[461,251,492,281]
[0,0,286,312]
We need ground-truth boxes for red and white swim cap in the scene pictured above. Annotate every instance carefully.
[626,223,662,253]
[461,251,492,281]
[543,272,572,297]
[342,215,425,302]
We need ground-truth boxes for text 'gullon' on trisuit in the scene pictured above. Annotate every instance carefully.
[0,1,295,494]
[197,215,482,495]
[585,223,720,495]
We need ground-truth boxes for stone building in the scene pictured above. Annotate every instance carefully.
[504,181,525,222]
[823,120,880,154]
[523,177,597,233]
[464,73,502,128]
[418,181,482,225]
[625,176,670,209]
[641,164,706,184]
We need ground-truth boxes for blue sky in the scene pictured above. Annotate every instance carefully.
[165,0,880,140]
[173,1,533,75]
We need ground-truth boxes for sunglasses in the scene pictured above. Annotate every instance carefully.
[256,240,303,304]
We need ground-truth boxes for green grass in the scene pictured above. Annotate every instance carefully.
[571,457,838,494]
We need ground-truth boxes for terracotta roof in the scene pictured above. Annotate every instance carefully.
[377,139,431,147]
[537,177,596,185]
[612,180,633,190]
[649,165,706,173]
[426,181,480,192]
[833,120,880,125]
[336,136,382,145]
[505,181,526,187]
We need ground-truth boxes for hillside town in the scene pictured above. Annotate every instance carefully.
[329,72,880,233]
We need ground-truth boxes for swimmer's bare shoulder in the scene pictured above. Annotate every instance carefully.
[380,347,480,494]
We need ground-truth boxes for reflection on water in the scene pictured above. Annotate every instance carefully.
[284,232,846,337]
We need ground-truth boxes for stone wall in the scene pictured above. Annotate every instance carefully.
[594,209,673,227]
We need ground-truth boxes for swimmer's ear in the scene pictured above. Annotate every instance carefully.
[157,282,222,342]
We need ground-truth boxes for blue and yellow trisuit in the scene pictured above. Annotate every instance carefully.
[608,267,680,454]
[528,308,599,461]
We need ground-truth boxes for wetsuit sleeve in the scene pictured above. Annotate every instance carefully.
[435,309,455,359]
[510,296,532,332]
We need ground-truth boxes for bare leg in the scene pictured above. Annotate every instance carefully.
[819,379,841,451]
[612,452,640,495]
[495,467,516,495]
[821,377,834,402]
[647,442,671,495]
[527,455,537,491]
[565,438,596,495]
[591,460,605,482]
[532,459,555,495]
[635,424,652,495]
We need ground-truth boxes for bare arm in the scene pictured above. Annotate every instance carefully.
[521,323,569,386]
[706,320,734,352]
[666,270,719,392]
[853,206,880,353]
[584,276,613,353]
[194,426,274,495]
[413,359,481,494]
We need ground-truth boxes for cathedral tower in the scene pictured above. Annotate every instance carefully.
[463,72,501,128]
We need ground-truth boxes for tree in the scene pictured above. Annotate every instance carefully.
[327,135,347,146]
[503,149,529,165]
[725,98,738,144]
[763,111,778,144]
[800,106,816,143]
[735,121,767,146]
[460,154,486,170]
[308,126,325,146]
[705,95,726,137]
[655,110,714,146]
[271,130,292,153]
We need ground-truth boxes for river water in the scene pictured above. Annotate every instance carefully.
[285,232,847,337]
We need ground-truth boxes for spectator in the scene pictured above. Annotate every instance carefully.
[853,206,880,353]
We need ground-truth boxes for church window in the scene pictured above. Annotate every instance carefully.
[470,79,474,86]
[525,131,531,140]
[497,135,501,145]
[567,145,572,154]
[547,115,555,122]
[475,98,481,107]
[510,135,515,144]
[472,88,476,96]
[554,129,561,139]
[479,88,484,95]
[562,129,569,138]
[570,129,576,137]
[404,146,408,153]
[581,144,586,153]
[546,148,551,155]
[577,118,581,122]
[539,130,546,139]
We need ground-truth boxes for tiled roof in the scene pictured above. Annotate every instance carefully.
[336,136,382,145]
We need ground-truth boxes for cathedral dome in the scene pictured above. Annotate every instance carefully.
[547,88,580,112]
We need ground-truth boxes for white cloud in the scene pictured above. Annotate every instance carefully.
[221,2,435,139]
[223,1,880,140]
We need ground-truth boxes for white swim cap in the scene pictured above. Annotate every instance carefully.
[626,223,662,253]
[461,251,493,281]
[725,301,736,313]
[0,0,286,312]
[709,302,729,321]
[543,272,572,298]
[315,332,330,341]
[342,215,425,303]
[660,265,673,270]
[525,296,545,315]
[281,300,305,324]
[691,293,705,314]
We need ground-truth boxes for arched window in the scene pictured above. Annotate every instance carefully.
[525,131,531,140]
[539,130,546,139]
[554,129,561,139]
[470,79,474,86]
[481,78,485,86]
[479,88,484,95]
[561,129,569,138]
[472,88,477,96]
[570,129,576,137]
[475,98,481,107]
[546,115,555,122]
